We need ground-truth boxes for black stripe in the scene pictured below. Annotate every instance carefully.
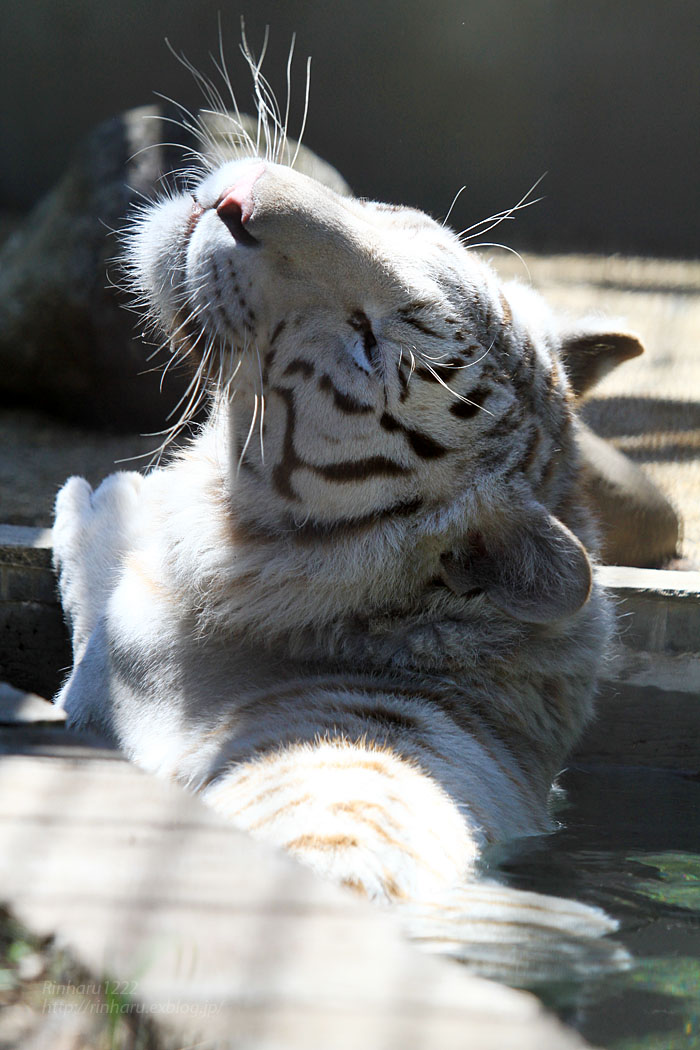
[286,497,424,541]
[262,347,276,385]
[380,412,450,459]
[519,427,543,475]
[312,456,411,482]
[397,363,410,402]
[379,413,402,433]
[407,429,449,458]
[398,306,442,338]
[449,387,491,419]
[349,706,420,732]
[269,320,287,345]
[284,359,315,379]
[483,411,524,439]
[318,374,374,414]
[413,362,462,383]
[270,385,302,501]
[270,383,411,496]
[402,318,441,338]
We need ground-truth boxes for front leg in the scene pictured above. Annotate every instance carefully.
[53,472,144,661]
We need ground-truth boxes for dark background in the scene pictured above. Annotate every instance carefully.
[1,0,698,257]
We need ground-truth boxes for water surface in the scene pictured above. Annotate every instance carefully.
[494,765,700,1049]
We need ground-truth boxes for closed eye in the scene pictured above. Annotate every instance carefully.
[347,311,381,373]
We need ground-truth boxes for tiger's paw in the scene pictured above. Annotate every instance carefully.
[53,471,144,657]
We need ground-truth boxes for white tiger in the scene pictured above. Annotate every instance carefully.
[52,79,637,983]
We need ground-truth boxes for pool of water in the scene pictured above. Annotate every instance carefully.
[492,764,700,1049]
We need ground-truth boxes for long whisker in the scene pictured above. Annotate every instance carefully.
[124,139,210,177]
[472,242,532,281]
[212,15,258,157]
[164,345,209,423]
[412,348,495,415]
[255,345,266,465]
[237,393,259,472]
[408,349,417,384]
[457,174,546,242]
[282,34,297,165]
[290,57,312,170]
[442,185,466,227]
[464,341,497,369]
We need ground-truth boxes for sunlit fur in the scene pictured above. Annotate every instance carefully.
[53,40,630,984]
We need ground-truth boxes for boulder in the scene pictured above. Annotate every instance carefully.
[0,106,349,430]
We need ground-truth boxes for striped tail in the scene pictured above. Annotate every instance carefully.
[202,737,629,985]
[397,882,630,986]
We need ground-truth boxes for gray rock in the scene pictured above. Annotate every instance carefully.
[0,106,349,430]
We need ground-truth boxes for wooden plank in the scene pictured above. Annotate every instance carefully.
[0,750,590,1050]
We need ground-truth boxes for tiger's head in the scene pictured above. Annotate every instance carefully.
[127,157,638,626]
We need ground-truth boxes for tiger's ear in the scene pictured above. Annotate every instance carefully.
[559,330,644,399]
[440,504,592,624]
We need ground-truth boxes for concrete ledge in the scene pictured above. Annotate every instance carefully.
[599,564,700,594]
[598,565,700,654]
[0,524,53,563]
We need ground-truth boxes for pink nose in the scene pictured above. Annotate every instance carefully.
[216,163,266,225]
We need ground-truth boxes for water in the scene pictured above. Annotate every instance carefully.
[492,765,700,1049]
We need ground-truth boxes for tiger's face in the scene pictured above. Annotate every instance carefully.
[129,159,575,531]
